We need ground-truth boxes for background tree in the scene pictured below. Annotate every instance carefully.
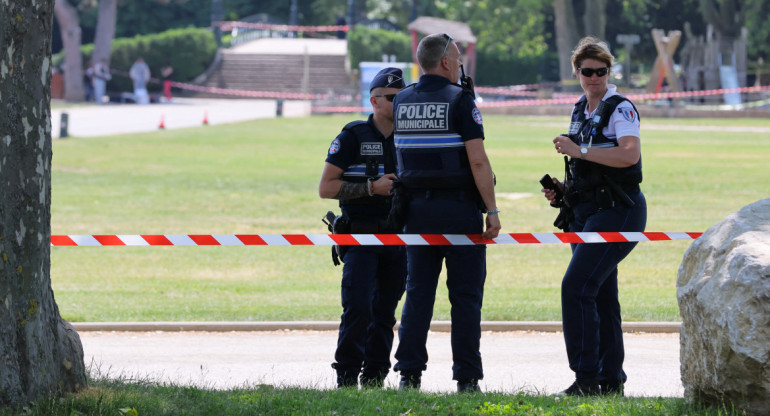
[92,0,117,67]
[0,0,87,408]
[552,0,607,82]
[54,0,85,101]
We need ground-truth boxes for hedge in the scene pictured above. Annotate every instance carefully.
[55,27,218,94]
[347,25,559,87]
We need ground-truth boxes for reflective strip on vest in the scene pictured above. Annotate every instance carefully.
[394,133,464,149]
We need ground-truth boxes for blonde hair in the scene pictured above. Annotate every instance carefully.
[571,37,614,75]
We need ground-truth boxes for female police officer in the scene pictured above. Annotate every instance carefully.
[543,37,647,396]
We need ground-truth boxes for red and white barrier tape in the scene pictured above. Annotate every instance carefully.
[214,21,349,33]
[50,232,702,246]
[171,81,326,100]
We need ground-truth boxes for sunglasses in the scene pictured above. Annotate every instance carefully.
[578,67,609,77]
[373,94,396,102]
[441,33,454,57]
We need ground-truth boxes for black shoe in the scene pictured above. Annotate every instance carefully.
[457,379,481,393]
[398,373,421,390]
[558,378,600,396]
[335,371,359,389]
[600,381,624,396]
[360,373,385,389]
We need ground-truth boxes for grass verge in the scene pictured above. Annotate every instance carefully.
[2,376,744,416]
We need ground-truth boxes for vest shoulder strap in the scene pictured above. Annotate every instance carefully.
[342,120,373,141]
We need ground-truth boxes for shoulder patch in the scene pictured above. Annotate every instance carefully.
[329,138,341,155]
[618,107,637,123]
[472,108,483,125]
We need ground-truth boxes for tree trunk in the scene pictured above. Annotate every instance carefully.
[92,0,118,66]
[0,0,87,408]
[53,0,85,102]
[582,0,607,41]
[553,0,579,82]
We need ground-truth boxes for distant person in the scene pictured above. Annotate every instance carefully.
[161,61,174,102]
[319,68,407,389]
[542,36,647,397]
[391,33,500,393]
[335,12,346,39]
[92,58,111,105]
[129,57,151,104]
[84,60,95,102]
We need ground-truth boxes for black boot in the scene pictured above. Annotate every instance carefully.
[360,371,386,389]
[600,381,624,396]
[333,364,359,390]
[558,378,600,396]
[457,379,481,393]
[398,372,421,390]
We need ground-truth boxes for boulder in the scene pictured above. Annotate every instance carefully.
[677,198,770,415]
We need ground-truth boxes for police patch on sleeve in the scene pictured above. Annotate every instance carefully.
[328,138,341,155]
[472,108,483,125]
[618,107,637,123]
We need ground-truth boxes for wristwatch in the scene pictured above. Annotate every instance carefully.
[580,147,588,159]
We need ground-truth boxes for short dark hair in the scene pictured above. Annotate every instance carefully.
[416,33,452,71]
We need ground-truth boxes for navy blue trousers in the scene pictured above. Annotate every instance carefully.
[334,245,406,379]
[394,197,486,381]
[562,190,647,383]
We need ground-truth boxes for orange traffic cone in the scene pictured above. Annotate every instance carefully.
[203,110,209,125]
[159,114,166,129]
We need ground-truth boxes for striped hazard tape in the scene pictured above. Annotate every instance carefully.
[50,232,702,246]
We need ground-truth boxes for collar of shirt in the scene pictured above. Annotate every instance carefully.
[415,74,453,91]
[584,83,619,118]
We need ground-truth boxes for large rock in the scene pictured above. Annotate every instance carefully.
[677,198,770,415]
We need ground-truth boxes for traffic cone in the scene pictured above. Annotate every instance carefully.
[203,110,209,125]
[159,114,166,129]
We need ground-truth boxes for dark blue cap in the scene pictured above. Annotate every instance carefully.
[369,67,405,92]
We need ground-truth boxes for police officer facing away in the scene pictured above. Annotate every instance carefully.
[391,34,501,393]
[319,67,407,389]
[543,37,647,397]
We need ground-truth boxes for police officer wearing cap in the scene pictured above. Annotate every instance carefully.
[391,34,501,393]
[543,37,647,397]
[319,67,407,389]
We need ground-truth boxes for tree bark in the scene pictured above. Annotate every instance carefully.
[0,0,87,408]
[582,0,607,41]
[553,0,579,82]
[92,0,118,66]
[53,0,85,102]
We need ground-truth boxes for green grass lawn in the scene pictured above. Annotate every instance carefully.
[5,377,743,416]
[50,115,770,322]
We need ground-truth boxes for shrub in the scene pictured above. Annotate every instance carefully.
[54,27,218,94]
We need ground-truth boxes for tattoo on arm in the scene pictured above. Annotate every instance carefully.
[335,182,368,200]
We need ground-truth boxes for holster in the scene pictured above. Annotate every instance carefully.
[386,181,409,232]
[553,205,572,232]
[323,211,350,266]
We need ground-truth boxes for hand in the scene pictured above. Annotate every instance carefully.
[541,176,565,204]
[482,213,501,240]
[553,135,579,159]
[371,173,399,196]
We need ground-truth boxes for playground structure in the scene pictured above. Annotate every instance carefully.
[675,24,748,104]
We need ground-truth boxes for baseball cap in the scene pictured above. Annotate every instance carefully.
[369,67,405,92]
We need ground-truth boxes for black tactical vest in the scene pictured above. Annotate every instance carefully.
[568,94,643,189]
[339,120,394,208]
[393,83,475,190]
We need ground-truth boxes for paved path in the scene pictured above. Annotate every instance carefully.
[51,98,285,139]
[80,330,683,397]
